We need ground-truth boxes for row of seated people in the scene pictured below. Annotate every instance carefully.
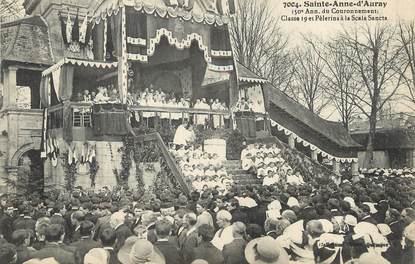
[241,143,305,186]
[171,145,226,168]
[73,87,230,128]
[169,144,233,192]
[191,175,234,194]
[73,86,228,111]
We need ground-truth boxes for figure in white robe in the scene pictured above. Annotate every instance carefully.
[212,99,222,128]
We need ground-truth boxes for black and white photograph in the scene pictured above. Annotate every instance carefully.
[0,0,414,263]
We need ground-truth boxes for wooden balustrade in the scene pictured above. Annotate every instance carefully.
[47,102,270,133]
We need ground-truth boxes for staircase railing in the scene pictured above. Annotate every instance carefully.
[133,132,190,196]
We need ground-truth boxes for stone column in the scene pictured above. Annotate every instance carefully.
[351,161,359,176]
[333,160,340,175]
[3,66,18,109]
[288,134,295,149]
[311,149,318,161]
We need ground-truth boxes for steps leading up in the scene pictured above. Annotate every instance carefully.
[224,160,262,187]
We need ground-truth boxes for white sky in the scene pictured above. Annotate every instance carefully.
[271,0,415,41]
[268,0,415,120]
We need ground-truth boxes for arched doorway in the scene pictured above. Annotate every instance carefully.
[17,149,44,196]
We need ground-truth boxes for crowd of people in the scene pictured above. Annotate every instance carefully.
[241,143,305,186]
[170,144,233,193]
[358,168,415,179]
[0,162,415,264]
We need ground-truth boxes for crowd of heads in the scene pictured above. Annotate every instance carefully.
[1,162,415,264]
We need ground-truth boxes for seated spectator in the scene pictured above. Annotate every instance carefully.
[94,87,110,103]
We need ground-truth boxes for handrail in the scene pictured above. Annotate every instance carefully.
[154,132,190,196]
[131,132,190,196]
[50,102,270,118]
[130,105,229,115]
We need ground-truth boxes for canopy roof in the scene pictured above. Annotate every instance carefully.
[236,61,268,84]
[202,61,268,86]
[265,84,360,158]
[93,0,231,26]
[1,15,53,66]
[40,58,118,106]
[42,58,118,76]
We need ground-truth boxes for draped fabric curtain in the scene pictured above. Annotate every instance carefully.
[92,104,129,136]
[126,8,147,55]
[210,25,231,51]
[63,102,73,141]
[40,76,51,107]
[110,11,122,58]
[92,22,105,60]
[210,25,233,68]
[59,65,74,101]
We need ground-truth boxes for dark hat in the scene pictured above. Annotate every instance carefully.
[161,201,174,209]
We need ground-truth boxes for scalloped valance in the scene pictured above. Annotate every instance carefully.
[93,0,230,26]
[270,119,358,163]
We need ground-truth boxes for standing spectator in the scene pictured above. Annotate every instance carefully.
[69,210,85,243]
[13,205,36,233]
[154,219,183,264]
[0,205,14,242]
[212,210,234,251]
[180,213,198,263]
[69,220,101,264]
[28,224,74,264]
[0,242,17,264]
[190,224,224,264]
[196,200,214,228]
[110,212,133,252]
[11,229,35,264]
[228,199,248,224]
[402,222,415,264]
[100,228,118,264]
[222,222,248,264]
